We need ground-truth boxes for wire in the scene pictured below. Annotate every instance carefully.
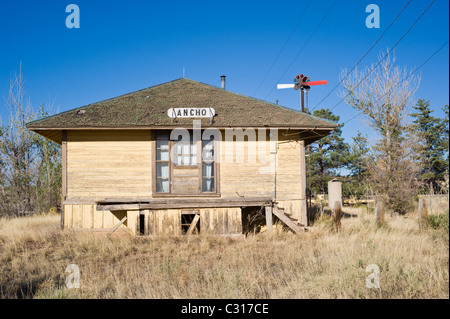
[264,0,338,100]
[342,40,448,125]
[327,0,436,114]
[253,0,313,96]
[310,0,413,113]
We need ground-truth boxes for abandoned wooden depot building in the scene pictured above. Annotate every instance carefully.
[26,77,336,236]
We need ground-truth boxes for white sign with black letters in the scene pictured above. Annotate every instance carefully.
[168,108,215,119]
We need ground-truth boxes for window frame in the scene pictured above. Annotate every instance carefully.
[171,134,199,169]
[152,130,220,197]
[154,132,171,194]
[200,137,216,193]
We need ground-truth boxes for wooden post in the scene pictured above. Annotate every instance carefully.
[418,198,428,230]
[375,201,385,223]
[333,201,342,232]
[186,214,200,235]
[265,206,273,232]
[299,140,308,226]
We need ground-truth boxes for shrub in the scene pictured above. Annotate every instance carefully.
[425,211,449,231]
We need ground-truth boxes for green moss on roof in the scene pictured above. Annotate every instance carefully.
[26,78,337,129]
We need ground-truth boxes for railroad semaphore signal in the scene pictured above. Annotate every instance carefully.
[277,74,327,112]
[277,74,327,215]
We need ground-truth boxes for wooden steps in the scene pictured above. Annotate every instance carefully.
[270,205,311,233]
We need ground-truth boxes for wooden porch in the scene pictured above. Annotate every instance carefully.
[94,197,311,234]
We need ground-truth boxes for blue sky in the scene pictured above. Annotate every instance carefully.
[0,0,448,145]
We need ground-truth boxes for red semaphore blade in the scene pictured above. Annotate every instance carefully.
[307,80,327,86]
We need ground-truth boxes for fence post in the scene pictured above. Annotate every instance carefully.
[418,198,428,230]
[334,201,342,232]
[375,201,384,223]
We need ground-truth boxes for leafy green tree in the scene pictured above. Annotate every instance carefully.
[309,108,350,195]
[410,99,448,193]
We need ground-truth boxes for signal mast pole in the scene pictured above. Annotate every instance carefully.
[277,74,327,224]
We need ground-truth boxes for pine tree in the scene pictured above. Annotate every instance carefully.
[309,108,350,195]
[345,131,372,198]
[410,99,447,193]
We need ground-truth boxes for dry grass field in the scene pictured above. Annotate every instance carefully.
[0,205,448,299]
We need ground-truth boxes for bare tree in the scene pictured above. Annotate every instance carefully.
[0,67,38,216]
[340,52,421,214]
[34,104,62,214]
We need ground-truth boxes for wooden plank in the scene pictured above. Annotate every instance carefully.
[218,208,224,234]
[72,205,80,228]
[235,208,243,233]
[103,211,114,228]
[146,210,152,235]
[93,206,103,228]
[186,214,200,235]
[107,216,128,238]
[64,204,72,228]
[265,206,273,232]
[96,198,272,211]
[96,204,140,211]
[233,208,240,233]
[97,197,271,204]
[272,206,306,234]
[174,210,181,236]
[127,211,138,235]
[223,208,229,234]
[140,201,269,209]
[201,209,209,235]
[211,208,218,234]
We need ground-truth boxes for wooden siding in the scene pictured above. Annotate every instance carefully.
[63,204,242,236]
[219,131,302,199]
[219,130,305,221]
[66,130,152,199]
[66,129,305,203]
[63,204,127,230]
[65,129,306,226]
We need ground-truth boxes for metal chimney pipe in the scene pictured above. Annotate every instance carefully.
[220,75,226,90]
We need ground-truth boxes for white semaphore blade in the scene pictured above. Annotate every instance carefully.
[277,83,295,89]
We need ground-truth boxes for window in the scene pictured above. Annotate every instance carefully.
[202,137,215,192]
[173,135,197,166]
[155,133,170,193]
[153,130,218,195]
